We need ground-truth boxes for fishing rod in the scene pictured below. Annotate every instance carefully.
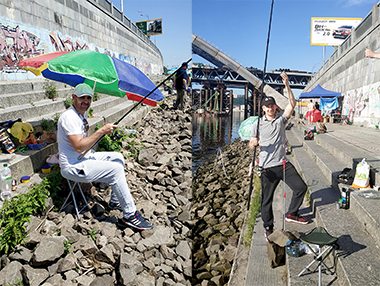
[78,58,192,160]
[247,0,275,211]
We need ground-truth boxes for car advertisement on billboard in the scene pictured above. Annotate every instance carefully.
[311,17,362,46]
[136,18,163,36]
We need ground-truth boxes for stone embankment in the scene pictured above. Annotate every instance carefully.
[0,97,192,286]
[192,139,253,286]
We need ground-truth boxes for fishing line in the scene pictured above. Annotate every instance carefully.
[247,0,275,211]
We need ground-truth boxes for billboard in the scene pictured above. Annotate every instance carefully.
[136,18,162,36]
[311,18,362,46]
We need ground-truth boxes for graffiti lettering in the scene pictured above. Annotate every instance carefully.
[49,32,89,51]
[0,22,44,72]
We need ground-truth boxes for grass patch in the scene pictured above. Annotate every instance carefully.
[243,173,261,247]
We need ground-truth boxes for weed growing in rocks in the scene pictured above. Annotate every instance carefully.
[43,80,58,99]
[41,118,55,131]
[63,240,73,256]
[4,279,23,286]
[0,177,50,254]
[64,94,73,109]
[88,229,97,241]
[244,173,261,247]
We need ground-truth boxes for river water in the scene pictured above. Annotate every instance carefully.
[192,111,246,173]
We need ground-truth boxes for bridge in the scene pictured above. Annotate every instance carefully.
[192,66,312,90]
[191,33,312,117]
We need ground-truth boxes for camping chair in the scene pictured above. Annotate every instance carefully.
[298,227,338,286]
[59,179,91,221]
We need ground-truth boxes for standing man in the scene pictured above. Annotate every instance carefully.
[249,72,309,240]
[174,62,189,110]
[57,83,152,230]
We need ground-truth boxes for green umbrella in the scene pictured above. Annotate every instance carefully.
[238,116,258,141]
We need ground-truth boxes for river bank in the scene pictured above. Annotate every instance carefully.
[192,138,254,285]
[0,94,192,286]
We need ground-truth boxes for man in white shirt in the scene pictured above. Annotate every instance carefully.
[57,83,152,230]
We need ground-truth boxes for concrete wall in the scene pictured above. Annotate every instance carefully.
[0,0,163,81]
[304,2,380,128]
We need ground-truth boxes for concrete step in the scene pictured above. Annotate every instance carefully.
[0,87,70,109]
[286,122,380,286]
[290,120,380,247]
[0,98,66,122]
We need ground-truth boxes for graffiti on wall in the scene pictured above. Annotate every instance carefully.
[0,22,44,71]
[0,19,162,76]
[49,32,89,52]
[343,89,366,117]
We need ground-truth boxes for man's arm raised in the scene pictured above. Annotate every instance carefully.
[282,72,296,119]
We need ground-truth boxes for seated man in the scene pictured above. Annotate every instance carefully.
[57,83,152,230]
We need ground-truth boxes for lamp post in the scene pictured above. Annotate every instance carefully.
[138,10,152,42]
[138,10,149,21]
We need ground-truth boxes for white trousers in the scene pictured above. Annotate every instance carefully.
[60,150,136,218]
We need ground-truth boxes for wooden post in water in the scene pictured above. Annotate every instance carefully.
[229,89,233,117]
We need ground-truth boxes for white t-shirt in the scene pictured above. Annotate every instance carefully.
[57,106,89,168]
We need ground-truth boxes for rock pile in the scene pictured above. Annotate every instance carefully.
[192,139,253,286]
[0,96,192,286]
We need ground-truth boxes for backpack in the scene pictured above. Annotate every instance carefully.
[304,130,314,140]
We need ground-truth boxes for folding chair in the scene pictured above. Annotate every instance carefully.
[298,227,338,286]
[59,179,91,221]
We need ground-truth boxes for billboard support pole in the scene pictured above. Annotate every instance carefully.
[323,46,326,62]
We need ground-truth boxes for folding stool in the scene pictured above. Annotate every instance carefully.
[59,179,91,221]
[298,227,338,286]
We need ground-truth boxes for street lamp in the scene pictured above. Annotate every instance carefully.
[137,10,152,42]
[138,10,149,21]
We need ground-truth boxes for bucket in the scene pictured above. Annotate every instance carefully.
[21,176,30,183]
[0,128,16,153]
[41,165,51,174]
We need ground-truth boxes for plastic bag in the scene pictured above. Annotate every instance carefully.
[351,158,371,189]
[8,122,33,143]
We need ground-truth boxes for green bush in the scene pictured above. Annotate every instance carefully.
[0,166,62,254]
[43,80,58,99]
[41,118,55,131]
[64,95,73,109]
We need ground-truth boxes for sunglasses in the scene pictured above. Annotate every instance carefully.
[83,118,89,133]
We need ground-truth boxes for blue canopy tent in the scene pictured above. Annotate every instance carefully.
[299,84,341,99]
[299,84,342,115]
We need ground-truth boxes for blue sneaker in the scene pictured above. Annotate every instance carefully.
[122,211,153,230]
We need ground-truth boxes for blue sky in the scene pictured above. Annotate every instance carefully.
[192,0,375,72]
[109,0,192,68]
[111,0,376,94]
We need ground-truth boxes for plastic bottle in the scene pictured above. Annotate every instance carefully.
[0,163,12,201]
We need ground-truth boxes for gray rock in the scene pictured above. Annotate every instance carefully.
[138,148,158,166]
[21,264,49,286]
[72,234,98,255]
[137,225,176,250]
[119,253,144,285]
[32,236,66,266]
[45,274,64,286]
[175,240,191,260]
[75,274,95,285]
[64,269,80,282]
[89,275,115,286]
[57,253,76,273]
[95,244,115,264]
[0,260,23,286]
[61,226,81,243]
[24,230,43,244]
[9,246,32,263]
